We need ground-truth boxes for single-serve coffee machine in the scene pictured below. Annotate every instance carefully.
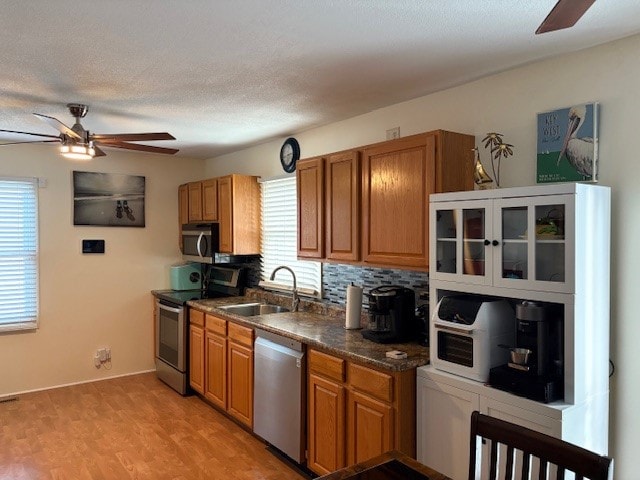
[489,300,564,403]
[362,286,416,344]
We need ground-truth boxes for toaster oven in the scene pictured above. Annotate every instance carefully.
[431,294,515,382]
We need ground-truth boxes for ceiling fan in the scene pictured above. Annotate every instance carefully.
[536,0,596,34]
[0,103,178,160]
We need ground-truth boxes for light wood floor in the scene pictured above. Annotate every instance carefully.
[0,372,307,480]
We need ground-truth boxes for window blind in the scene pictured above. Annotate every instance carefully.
[260,176,322,297]
[0,177,38,331]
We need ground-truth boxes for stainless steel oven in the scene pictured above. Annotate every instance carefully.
[155,300,188,394]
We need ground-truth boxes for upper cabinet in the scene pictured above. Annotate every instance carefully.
[297,130,474,270]
[178,174,260,255]
[429,183,610,294]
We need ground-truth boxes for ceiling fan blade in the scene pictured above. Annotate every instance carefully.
[91,132,176,142]
[95,141,179,155]
[93,145,107,157]
[0,128,61,140]
[536,0,596,34]
[33,113,82,140]
[0,140,60,146]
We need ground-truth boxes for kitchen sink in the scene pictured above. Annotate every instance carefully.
[218,302,289,316]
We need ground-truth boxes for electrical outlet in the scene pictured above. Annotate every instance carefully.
[98,348,107,362]
[94,353,101,368]
[105,348,111,361]
[386,127,400,140]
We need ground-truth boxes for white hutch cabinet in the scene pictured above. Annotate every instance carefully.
[418,183,610,480]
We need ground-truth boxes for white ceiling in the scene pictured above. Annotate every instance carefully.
[1,0,639,159]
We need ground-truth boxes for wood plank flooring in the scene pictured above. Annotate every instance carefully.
[0,372,307,480]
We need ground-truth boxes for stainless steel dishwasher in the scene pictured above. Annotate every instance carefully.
[253,329,305,463]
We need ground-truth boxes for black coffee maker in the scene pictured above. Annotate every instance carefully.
[362,286,416,344]
[489,301,564,403]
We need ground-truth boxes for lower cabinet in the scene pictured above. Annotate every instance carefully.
[416,366,608,480]
[307,348,415,477]
[188,308,254,429]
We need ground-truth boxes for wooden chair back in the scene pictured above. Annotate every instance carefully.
[468,411,612,480]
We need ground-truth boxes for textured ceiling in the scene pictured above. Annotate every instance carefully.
[1,0,639,159]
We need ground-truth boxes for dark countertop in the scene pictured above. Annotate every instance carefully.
[184,293,429,372]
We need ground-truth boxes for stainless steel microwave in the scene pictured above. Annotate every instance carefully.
[182,223,219,263]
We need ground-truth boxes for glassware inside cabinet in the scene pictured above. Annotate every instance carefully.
[501,206,528,279]
[463,209,485,275]
[535,204,566,282]
[435,209,456,273]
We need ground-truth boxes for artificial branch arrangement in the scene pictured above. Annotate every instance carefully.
[481,132,514,188]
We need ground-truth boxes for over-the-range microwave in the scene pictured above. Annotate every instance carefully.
[182,223,219,263]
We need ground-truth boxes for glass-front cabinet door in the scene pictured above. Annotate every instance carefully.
[493,194,574,293]
[430,200,493,285]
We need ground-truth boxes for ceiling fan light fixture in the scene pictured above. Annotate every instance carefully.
[60,144,95,161]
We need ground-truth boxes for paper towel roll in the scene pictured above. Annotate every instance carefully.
[345,285,363,329]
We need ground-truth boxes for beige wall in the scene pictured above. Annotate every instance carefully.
[0,145,204,394]
[206,34,640,477]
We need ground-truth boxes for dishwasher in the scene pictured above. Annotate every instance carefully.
[253,329,305,463]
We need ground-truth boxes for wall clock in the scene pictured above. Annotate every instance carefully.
[280,137,300,173]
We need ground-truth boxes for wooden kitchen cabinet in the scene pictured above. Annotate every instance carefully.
[296,130,473,269]
[297,157,324,258]
[325,150,360,261]
[202,178,218,221]
[227,322,254,427]
[178,184,189,251]
[217,174,261,255]
[307,348,416,476]
[204,315,227,409]
[187,181,203,223]
[188,309,205,394]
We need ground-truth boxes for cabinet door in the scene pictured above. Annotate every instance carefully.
[493,195,574,293]
[227,340,253,428]
[178,184,189,251]
[189,324,205,394]
[416,375,480,480]
[347,390,393,466]
[326,151,360,261]
[205,330,227,409]
[187,182,203,223]
[430,199,494,285]
[217,176,233,253]
[362,134,435,268]
[297,157,324,258]
[308,373,346,476]
[202,178,218,222]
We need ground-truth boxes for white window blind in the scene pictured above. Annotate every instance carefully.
[0,177,39,331]
[260,176,322,297]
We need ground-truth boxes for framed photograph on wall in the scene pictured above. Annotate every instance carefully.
[536,102,599,183]
[73,171,146,227]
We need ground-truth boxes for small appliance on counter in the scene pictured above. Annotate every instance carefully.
[489,300,564,403]
[431,294,515,382]
[169,262,202,291]
[361,286,416,344]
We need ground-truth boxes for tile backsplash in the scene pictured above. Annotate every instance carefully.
[322,263,429,307]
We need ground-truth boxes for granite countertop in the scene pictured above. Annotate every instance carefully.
[185,291,429,372]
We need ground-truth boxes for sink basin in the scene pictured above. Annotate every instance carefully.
[218,302,289,317]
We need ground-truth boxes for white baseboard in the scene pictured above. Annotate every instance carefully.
[6,369,156,398]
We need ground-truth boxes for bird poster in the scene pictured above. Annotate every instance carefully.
[536,102,598,183]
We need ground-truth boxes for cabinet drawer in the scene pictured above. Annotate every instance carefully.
[189,308,205,327]
[348,363,393,403]
[228,322,254,347]
[206,314,227,335]
[309,349,345,383]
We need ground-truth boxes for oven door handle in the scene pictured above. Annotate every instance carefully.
[434,321,474,335]
[196,232,204,258]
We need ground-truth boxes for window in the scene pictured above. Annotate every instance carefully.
[0,177,39,331]
[260,176,322,297]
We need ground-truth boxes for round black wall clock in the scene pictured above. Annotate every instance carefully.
[280,137,300,173]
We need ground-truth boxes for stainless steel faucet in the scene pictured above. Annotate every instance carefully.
[270,266,299,312]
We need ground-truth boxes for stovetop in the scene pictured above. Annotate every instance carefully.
[154,289,230,306]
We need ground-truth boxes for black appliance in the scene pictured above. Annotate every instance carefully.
[362,286,416,344]
[489,301,564,403]
[155,265,245,395]
[181,222,219,264]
